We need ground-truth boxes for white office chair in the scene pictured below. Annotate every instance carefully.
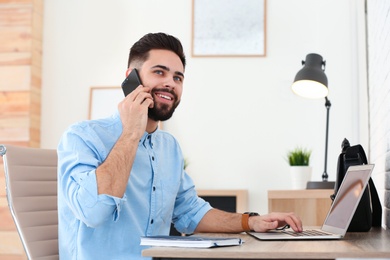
[0,144,59,260]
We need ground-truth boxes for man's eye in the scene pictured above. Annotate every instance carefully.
[174,76,182,82]
[155,70,163,75]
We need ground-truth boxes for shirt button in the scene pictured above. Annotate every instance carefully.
[148,136,151,139]
[152,156,155,161]
[153,186,156,191]
[151,219,154,224]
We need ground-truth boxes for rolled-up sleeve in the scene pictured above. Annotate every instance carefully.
[171,172,212,234]
[67,169,126,227]
[58,123,126,228]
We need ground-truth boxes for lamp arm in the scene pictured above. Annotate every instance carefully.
[323,97,331,181]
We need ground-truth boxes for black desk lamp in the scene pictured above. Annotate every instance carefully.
[291,53,335,189]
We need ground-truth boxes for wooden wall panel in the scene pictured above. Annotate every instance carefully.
[0,197,13,231]
[0,5,31,26]
[0,163,4,197]
[30,0,42,148]
[0,0,31,5]
[0,91,30,115]
[0,0,43,258]
[0,27,32,53]
[0,231,26,257]
[0,117,29,141]
[0,66,31,91]
[0,52,30,65]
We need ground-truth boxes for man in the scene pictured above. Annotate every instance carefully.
[57,32,302,260]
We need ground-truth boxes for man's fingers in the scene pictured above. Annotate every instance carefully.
[265,221,278,231]
[142,97,154,108]
[284,213,303,232]
[257,212,303,233]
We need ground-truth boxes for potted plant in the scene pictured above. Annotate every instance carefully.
[287,147,311,166]
[287,147,312,189]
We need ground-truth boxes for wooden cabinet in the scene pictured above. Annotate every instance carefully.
[268,189,334,226]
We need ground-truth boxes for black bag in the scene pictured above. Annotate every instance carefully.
[331,138,382,232]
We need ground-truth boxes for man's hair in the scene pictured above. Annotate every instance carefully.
[127,32,186,69]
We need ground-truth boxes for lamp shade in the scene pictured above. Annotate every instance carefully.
[291,53,328,99]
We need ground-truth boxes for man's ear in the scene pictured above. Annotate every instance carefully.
[125,68,132,77]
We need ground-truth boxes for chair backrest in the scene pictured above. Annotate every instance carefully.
[0,144,59,260]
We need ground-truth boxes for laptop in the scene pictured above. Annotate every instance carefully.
[248,164,375,240]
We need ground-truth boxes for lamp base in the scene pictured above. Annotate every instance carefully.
[306,181,335,189]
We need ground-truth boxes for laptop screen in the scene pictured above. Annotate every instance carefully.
[323,165,373,229]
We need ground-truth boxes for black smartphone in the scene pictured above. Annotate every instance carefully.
[121,68,142,96]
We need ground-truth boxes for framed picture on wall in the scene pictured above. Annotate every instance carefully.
[89,87,122,120]
[192,0,266,57]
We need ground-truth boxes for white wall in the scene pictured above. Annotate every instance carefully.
[41,0,368,214]
[366,0,390,228]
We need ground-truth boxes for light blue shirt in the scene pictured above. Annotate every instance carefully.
[57,112,212,260]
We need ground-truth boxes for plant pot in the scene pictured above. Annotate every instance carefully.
[290,166,312,190]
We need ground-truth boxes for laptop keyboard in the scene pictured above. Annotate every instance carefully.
[284,230,332,237]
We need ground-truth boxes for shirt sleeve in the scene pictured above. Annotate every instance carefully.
[171,170,213,234]
[58,125,126,228]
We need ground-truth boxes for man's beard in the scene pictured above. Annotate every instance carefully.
[148,89,180,121]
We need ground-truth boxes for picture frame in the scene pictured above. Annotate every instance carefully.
[88,87,122,120]
[192,0,266,57]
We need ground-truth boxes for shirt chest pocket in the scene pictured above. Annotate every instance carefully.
[155,181,179,224]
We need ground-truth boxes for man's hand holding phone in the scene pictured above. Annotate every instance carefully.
[119,69,154,139]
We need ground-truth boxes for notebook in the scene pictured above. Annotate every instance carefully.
[248,164,375,240]
[140,235,243,248]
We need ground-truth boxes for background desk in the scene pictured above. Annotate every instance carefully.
[142,228,390,259]
[268,189,333,226]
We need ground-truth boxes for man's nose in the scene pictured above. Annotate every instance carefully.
[163,77,175,89]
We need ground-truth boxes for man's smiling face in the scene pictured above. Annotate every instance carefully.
[139,49,185,121]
